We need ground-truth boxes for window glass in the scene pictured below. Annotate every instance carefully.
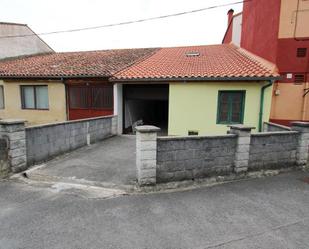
[217,91,245,124]
[69,87,88,108]
[69,84,113,109]
[231,92,242,123]
[0,86,4,109]
[92,87,104,108]
[36,86,49,109]
[23,86,35,109]
[218,92,229,123]
[92,86,113,108]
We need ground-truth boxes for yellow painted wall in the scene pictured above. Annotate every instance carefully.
[168,82,272,136]
[279,0,309,38]
[271,82,309,120]
[0,80,67,125]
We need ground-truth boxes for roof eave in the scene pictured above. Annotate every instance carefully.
[110,76,281,82]
[0,75,110,80]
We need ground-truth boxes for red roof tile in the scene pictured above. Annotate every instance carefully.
[0,48,157,78]
[0,44,278,80]
[112,44,279,81]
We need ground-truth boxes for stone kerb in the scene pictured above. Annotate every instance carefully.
[0,119,27,173]
[229,124,255,173]
[291,122,309,166]
[135,126,160,186]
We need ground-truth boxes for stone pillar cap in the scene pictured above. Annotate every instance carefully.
[228,124,256,131]
[135,125,161,133]
[291,122,309,127]
[0,119,27,125]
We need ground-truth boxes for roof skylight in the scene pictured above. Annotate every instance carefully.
[185,51,200,57]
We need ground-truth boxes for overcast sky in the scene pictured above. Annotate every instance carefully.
[1,0,243,52]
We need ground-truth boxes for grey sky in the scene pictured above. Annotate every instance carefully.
[1,0,243,52]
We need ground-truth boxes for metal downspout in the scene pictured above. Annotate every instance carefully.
[259,80,273,132]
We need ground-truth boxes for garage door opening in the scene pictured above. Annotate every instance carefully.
[123,84,169,135]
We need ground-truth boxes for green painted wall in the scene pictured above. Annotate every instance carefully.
[168,82,272,136]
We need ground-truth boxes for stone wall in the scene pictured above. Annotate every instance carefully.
[0,119,27,174]
[26,115,117,166]
[249,131,298,170]
[136,123,309,186]
[156,135,237,183]
[0,138,8,177]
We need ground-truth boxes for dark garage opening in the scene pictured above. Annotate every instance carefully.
[123,84,169,135]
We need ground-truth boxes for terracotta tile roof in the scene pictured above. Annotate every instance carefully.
[112,44,279,81]
[0,48,158,78]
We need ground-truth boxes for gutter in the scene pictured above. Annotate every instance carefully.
[258,80,274,132]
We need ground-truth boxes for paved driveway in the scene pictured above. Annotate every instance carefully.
[30,135,136,186]
[1,171,309,249]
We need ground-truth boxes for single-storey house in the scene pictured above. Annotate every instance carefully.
[0,44,279,135]
[0,48,156,124]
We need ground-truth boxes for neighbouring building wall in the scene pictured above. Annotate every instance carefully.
[231,13,242,47]
[276,0,309,73]
[271,0,309,125]
[168,82,272,136]
[0,23,53,59]
[0,80,67,125]
[270,82,309,125]
[241,0,281,63]
[279,0,309,39]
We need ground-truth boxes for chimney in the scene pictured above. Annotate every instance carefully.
[227,9,234,25]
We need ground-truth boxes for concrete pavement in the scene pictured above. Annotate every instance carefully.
[30,135,136,187]
[0,171,309,249]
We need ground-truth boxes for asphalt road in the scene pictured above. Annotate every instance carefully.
[1,171,309,249]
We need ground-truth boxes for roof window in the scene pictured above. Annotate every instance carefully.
[185,51,200,57]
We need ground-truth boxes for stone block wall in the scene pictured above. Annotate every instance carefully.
[0,138,8,177]
[156,135,237,183]
[0,119,27,174]
[26,115,117,166]
[136,123,309,186]
[249,131,298,170]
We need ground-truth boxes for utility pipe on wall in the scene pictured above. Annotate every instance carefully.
[259,80,274,132]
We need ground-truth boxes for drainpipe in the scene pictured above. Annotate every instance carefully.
[259,80,273,132]
[302,81,309,120]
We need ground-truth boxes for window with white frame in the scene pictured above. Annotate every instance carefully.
[20,85,49,110]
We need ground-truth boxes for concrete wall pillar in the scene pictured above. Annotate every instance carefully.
[0,119,27,173]
[229,125,255,173]
[0,138,9,178]
[111,116,118,135]
[135,126,160,186]
[291,122,309,166]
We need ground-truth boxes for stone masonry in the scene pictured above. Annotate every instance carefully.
[0,119,27,174]
[291,122,309,166]
[156,135,237,183]
[249,131,298,170]
[26,115,117,166]
[229,125,255,173]
[136,123,309,186]
[136,126,160,186]
[0,138,8,177]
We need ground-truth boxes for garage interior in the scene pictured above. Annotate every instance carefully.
[123,84,169,135]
